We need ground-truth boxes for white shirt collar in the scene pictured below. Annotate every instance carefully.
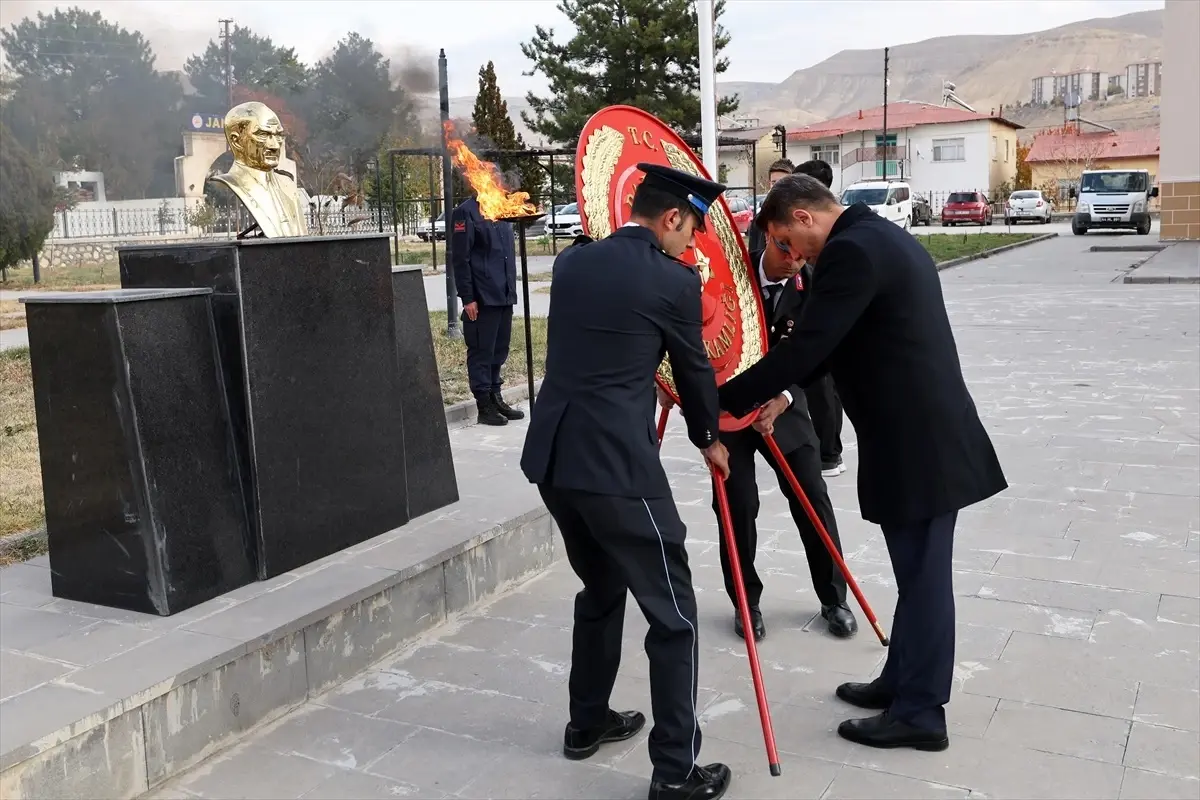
[758,250,788,288]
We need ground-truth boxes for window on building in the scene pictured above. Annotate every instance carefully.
[1005,139,1010,163]
[932,137,965,162]
[991,136,998,161]
[809,145,840,166]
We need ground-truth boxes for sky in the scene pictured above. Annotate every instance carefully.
[0,0,1165,98]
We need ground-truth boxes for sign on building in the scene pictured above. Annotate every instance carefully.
[186,112,225,132]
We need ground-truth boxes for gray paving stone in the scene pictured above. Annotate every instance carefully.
[360,727,510,795]
[252,705,418,771]
[984,700,1130,764]
[822,764,970,799]
[166,743,338,799]
[1158,594,1200,626]
[21,619,160,668]
[956,595,1096,640]
[0,649,73,700]
[1133,683,1200,732]
[1119,767,1200,800]
[1124,722,1200,780]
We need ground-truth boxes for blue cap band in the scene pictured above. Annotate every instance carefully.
[687,193,710,215]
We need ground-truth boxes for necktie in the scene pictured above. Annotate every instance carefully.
[762,283,782,312]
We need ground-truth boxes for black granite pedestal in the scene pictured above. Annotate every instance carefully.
[391,266,458,517]
[119,235,412,578]
[22,289,255,615]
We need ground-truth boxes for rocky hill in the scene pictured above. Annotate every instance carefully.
[415,8,1163,143]
[723,9,1163,128]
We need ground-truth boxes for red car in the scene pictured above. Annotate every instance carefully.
[941,191,993,227]
[726,196,755,234]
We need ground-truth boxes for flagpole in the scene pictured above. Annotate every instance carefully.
[697,0,718,178]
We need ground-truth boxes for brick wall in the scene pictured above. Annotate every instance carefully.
[1160,181,1200,241]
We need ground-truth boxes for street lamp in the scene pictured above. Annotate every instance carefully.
[771,125,787,160]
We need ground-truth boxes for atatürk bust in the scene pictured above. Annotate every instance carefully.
[208,102,308,238]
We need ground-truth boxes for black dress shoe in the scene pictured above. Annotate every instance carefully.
[733,607,765,641]
[562,709,645,760]
[837,711,949,751]
[491,391,525,420]
[821,603,858,638]
[648,762,732,800]
[835,678,892,710]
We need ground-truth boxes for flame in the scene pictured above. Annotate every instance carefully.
[443,121,538,221]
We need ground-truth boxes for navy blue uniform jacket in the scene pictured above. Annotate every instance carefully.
[719,203,1007,525]
[451,197,517,307]
[520,226,720,499]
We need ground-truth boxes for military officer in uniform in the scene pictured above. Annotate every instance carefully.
[521,163,733,800]
[451,192,525,426]
[658,230,857,643]
[719,175,1007,752]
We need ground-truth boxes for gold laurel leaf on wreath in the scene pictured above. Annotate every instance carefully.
[580,125,624,240]
[661,142,766,382]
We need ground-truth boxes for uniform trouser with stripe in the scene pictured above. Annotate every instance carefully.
[538,485,700,784]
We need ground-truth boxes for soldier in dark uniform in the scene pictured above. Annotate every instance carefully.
[792,159,847,479]
[451,194,524,426]
[658,232,857,643]
[520,164,733,800]
[719,175,1007,752]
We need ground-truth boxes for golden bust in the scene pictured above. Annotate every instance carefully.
[208,102,308,238]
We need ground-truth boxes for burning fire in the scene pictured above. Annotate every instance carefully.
[443,121,538,221]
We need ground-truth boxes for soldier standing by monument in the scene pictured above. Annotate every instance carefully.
[451,191,525,426]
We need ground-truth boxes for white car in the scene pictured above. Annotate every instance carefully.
[416,211,446,241]
[1004,190,1053,225]
[840,180,914,229]
[545,202,584,238]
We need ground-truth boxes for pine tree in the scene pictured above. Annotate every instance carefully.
[521,0,739,145]
[470,61,545,206]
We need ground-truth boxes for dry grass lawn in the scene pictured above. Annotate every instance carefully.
[1,300,26,331]
[1,262,121,291]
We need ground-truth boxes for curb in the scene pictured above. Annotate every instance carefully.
[1,379,546,562]
[1090,245,1166,253]
[935,233,1058,272]
[1123,275,1200,285]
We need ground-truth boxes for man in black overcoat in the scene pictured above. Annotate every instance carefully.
[657,238,857,642]
[718,175,1007,752]
[521,163,734,800]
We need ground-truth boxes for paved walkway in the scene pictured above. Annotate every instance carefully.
[144,234,1199,799]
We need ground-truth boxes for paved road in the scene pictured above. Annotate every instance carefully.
[150,234,1199,800]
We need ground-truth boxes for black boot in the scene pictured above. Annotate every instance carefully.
[475,395,508,426]
[491,391,525,420]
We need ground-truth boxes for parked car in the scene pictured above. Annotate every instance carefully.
[546,202,584,238]
[1004,190,1053,225]
[910,195,934,226]
[941,191,993,226]
[840,180,914,229]
[416,211,446,241]
[726,196,754,234]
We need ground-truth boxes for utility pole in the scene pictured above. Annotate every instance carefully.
[438,49,460,339]
[219,19,234,108]
[696,0,718,178]
[882,47,889,178]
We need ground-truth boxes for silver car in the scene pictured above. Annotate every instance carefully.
[1004,190,1053,225]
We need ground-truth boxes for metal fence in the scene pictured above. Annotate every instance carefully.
[46,201,435,241]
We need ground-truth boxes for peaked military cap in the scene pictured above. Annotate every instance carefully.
[636,163,726,231]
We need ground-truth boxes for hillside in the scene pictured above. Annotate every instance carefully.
[726,9,1163,128]
[412,8,1163,145]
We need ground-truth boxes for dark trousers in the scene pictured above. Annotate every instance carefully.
[714,428,847,609]
[462,304,513,398]
[804,375,843,466]
[538,485,700,785]
[878,511,957,733]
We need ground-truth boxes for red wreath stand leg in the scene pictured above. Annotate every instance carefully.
[657,406,782,776]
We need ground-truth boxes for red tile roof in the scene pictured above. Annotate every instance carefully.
[1025,127,1161,163]
[786,101,1022,142]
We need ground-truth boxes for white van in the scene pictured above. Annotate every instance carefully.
[840,180,914,229]
[1072,169,1158,235]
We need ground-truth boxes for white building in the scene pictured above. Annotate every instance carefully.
[1125,61,1163,98]
[1030,70,1108,104]
[776,102,1022,206]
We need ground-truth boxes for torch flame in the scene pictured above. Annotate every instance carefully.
[443,121,538,221]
